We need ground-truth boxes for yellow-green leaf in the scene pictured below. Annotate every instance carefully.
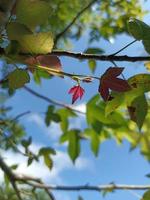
[19,32,54,54]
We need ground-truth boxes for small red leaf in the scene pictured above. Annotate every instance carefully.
[68,85,85,104]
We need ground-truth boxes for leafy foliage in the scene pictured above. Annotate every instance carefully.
[0,1,150,200]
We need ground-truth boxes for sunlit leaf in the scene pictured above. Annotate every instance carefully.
[18,32,54,54]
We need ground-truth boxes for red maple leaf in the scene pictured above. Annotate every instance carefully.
[68,85,85,104]
[99,67,131,101]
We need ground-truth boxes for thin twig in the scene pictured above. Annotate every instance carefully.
[12,111,31,121]
[23,86,85,115]
[36,65,100,80]
[11,182,23,200]
[112,39,137,56]
[54,0,97,45]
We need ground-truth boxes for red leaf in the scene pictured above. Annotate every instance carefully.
[98,84,109,101]
[68,85,85,104]
[25,55,62,72]
[108,78,131,92]
[99,67,131,101]
[104,67,124,77]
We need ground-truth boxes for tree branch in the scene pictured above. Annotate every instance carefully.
[0,46,150,62]
[24,86,85,115]
[0,155,23,200]
[54,0,97,45]
[1,154,150,200]
[51,50,150,62]
[19,182,150,192]
[0,155,55,200]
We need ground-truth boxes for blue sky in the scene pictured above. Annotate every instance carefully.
[2,1,150,200]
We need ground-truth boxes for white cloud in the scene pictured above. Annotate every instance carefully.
[27,104,86,142]
[0,142,91,184]
[74,103,86,114]
[28,113,62,140]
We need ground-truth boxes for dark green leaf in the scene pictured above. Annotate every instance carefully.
[128,95,148,130]
[21,137,32,148]
[45,105,61,126]
[8,69,30,89]
[84,47,104,54]
[128,19,150,40]
[7,22,32,40]
[16,0,50,29]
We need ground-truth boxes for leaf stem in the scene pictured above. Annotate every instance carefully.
[112,39,137,56]
[36,65,100,80]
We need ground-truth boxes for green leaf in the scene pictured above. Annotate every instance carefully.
[142,190,150,200]
[105,92,124,116]
[128,18,150,40]
[127,74,150,103]
[8,69,30,89]
[57,108,77,132]
[10,164,18,170]
[142,39,150,54]
[16,0,50,29]
[84,47,104,54]
[39,147,56,170]
[68,129,80,163]
[88,59,96,73]
[39,147,56,156]
[6,22,32,40]
[45,105,61,126]
[27,157,34,166]
[85,129,100,156]
[128,95,148,130]
[21,137,32,148]
[59,132,69,144]
[5,41,21,55]
[18,32,54,54]
[86,95,126,128]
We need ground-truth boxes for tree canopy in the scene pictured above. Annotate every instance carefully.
[1,0,150,200]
